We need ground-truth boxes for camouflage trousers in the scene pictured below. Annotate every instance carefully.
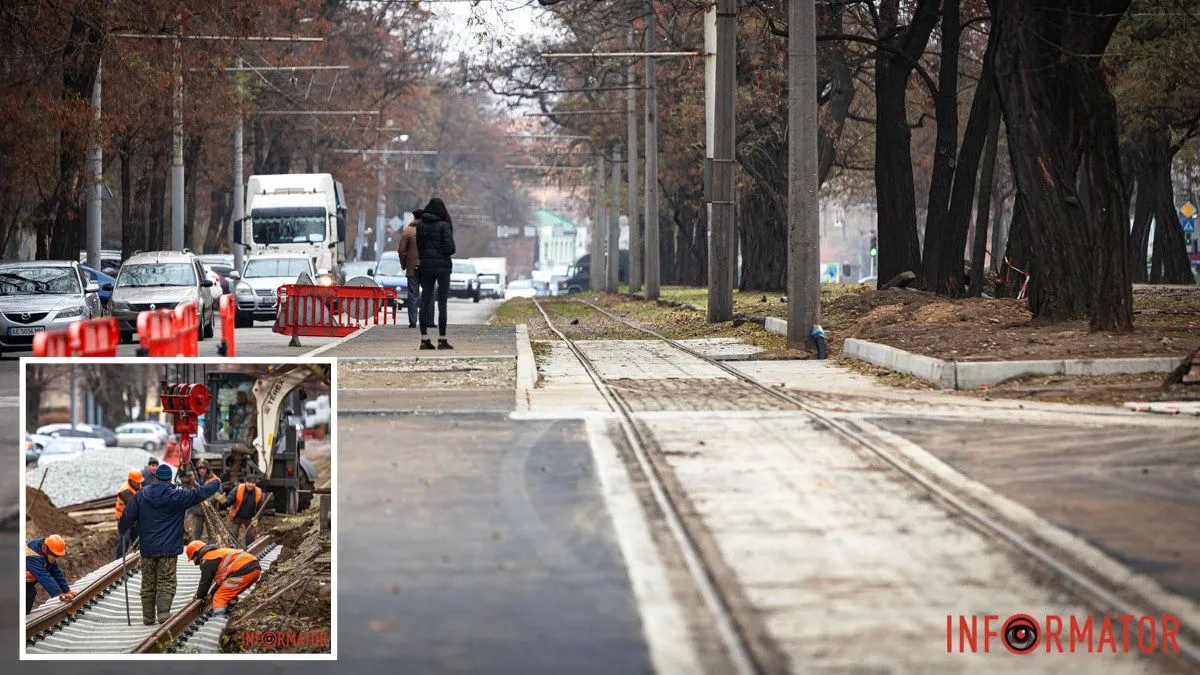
[140,556,178,625]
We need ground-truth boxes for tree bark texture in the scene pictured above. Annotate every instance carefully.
[988,0,1134,330]
[918,0,963,293]
[872,0,939,287]
[996,192,1030,298]
[969,96,1002,297]
[183,134,203,250]
[1140,126,1195,284]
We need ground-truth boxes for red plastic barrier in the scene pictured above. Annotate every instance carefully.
[69,317,119,357]
[32,330,72,357]
[174,301,199,357]
[273,284,397,338]
[218,294,236,356]
[137,309,178,356]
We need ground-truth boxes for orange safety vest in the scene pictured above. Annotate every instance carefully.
[24,544,38,582]
[200,547,258,582]
[114,481,139,520]
[229,484,263,521]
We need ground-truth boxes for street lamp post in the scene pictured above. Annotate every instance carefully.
[375,133,408,260]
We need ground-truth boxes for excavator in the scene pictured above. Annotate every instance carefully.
[185,364,326,514]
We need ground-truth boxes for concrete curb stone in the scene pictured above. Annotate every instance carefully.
[515,324,537,412]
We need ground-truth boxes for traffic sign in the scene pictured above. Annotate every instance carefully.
[1181,202,1196,218]
[1184,219,1195,235]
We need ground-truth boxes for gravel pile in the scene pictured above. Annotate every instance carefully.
[26,447,154,508]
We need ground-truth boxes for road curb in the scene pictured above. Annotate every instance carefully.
[515,324,537,412]
[842,337,1186,390]
[302,324,378,357]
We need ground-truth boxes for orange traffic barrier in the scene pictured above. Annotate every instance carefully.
[218,294,236,356]
[136,309,178,356]
[174,301,199,357]
[32,330,72,357]
[274,284,396,338]
[68,317,119,357]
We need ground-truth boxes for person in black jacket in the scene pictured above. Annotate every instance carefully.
[413,197,457,350]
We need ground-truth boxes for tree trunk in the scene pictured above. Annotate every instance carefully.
[147,149,167,250]
[1129,165,1152,283]
[996,193,1030,298]
[918,0,963,294]
[872,0,939,287]
[119,141,140,262]
[1143,126,1195,284]
[988,0,1133,330]
[183,134,203,250]
[816,0,854,185]
[207,186,232,254]
[969,96,1002,297]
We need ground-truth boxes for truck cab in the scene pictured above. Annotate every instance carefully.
[238,173,347,283]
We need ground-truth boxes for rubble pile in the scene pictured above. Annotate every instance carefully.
[26,448,151,506]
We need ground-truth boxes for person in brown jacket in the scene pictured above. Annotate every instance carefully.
[397,216,421,328]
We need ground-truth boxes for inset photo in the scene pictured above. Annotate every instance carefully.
[21,359,335,658]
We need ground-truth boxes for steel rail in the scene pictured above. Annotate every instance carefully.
[531,299,764,675]
[573,299,1200,668]
[133,535,275,653]
[26,551,142,641]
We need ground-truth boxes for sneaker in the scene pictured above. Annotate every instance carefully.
[437,339,454,350]
[409,323,416,328]
[420,339,436,350]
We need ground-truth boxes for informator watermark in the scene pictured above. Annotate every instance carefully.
[946,614,1181,655]
[240,631,330,650]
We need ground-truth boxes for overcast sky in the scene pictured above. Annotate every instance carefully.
[423,0,559,60]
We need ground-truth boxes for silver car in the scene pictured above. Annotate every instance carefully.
[230,253,316,326]
[0,261,103,352]
[107,250,215,342]
[115,421,169,452]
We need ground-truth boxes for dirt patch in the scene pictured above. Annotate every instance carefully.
[25,486,118,610]
[221,508,331,653]
[954,372,1173,408]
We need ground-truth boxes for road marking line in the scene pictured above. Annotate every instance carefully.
[586,418,704,675]
[303,324,377,357]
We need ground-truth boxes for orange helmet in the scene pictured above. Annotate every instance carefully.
[128,469,144,484]
[185,540,205,562]
[44,534,66,557]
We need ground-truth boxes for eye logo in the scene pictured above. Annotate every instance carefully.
[1002,614,1040,654]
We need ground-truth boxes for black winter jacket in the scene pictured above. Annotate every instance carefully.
[414,211,456,274]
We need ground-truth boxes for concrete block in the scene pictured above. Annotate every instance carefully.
[514,324,537,411]
[1062,356,1184,376]
[842,339,956,389]
[954,359,1063,389]
[764,317,787,335]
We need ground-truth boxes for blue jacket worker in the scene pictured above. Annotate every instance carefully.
[25,535,74,615]
[118,463,221,624]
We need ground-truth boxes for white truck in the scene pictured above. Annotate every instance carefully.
[470,257,508,299]
[237,173,347,283]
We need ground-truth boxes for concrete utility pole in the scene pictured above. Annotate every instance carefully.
[708,0,736,322]
[86,59,102,270]
[608,148,621,292]
[627,30,642,293]
[591,153,606,291]
[233,57,245,272]
[644,2,660,299]
[171,34,185,251]
[787,0,821,347]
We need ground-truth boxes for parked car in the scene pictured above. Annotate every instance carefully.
[341,261,375,282]
[202,263,229,298]
[106,250,216,343]
[81,266,116,306]
[230,253,316,327]
[450,260,481,302]
[115,421,169,452]
[504,279,538,300]
[372,252,410,308]
[38,423,117,447]
[0,261,104,352]
[36,438,92,467]
[26,433,51,465]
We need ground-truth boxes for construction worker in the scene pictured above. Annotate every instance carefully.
[118,463,221,625]
[115,469,143,559]
[25,535,75,614]
[141,457,161,483]
[185,460,221,540]
[185,540,261,616]
[229,390,254,443]
[222,475,265,545]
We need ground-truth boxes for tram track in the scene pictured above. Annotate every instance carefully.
[531,297,1200,672]
[26,536,282,654]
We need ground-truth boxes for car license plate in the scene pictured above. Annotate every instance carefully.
[7,326,44,336]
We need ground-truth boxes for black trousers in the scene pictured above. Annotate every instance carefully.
[27,581,37,614]
[419,269,451,337]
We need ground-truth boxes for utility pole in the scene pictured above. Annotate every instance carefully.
[708,0,736,322]
[788,0,821,347]
[627,30,641,294]
[171,33,185,251]
[86,59,102,270]
[233,57,245,273]
[644,2,660,299]
[608,148,621,292]
[375,162,387,262]
[591,153,606,291]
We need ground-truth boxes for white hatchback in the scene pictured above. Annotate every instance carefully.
[115,422,169,452]
[36,438,92,467]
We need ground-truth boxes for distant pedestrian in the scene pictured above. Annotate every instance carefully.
[118,463,220,625]
[141,457,160,484]
[222,476,266,545]
[414,197,457,350]
[115,469,143,559]
[185,540,262,616]
[25,535,75,615]
[397,215,422,328]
